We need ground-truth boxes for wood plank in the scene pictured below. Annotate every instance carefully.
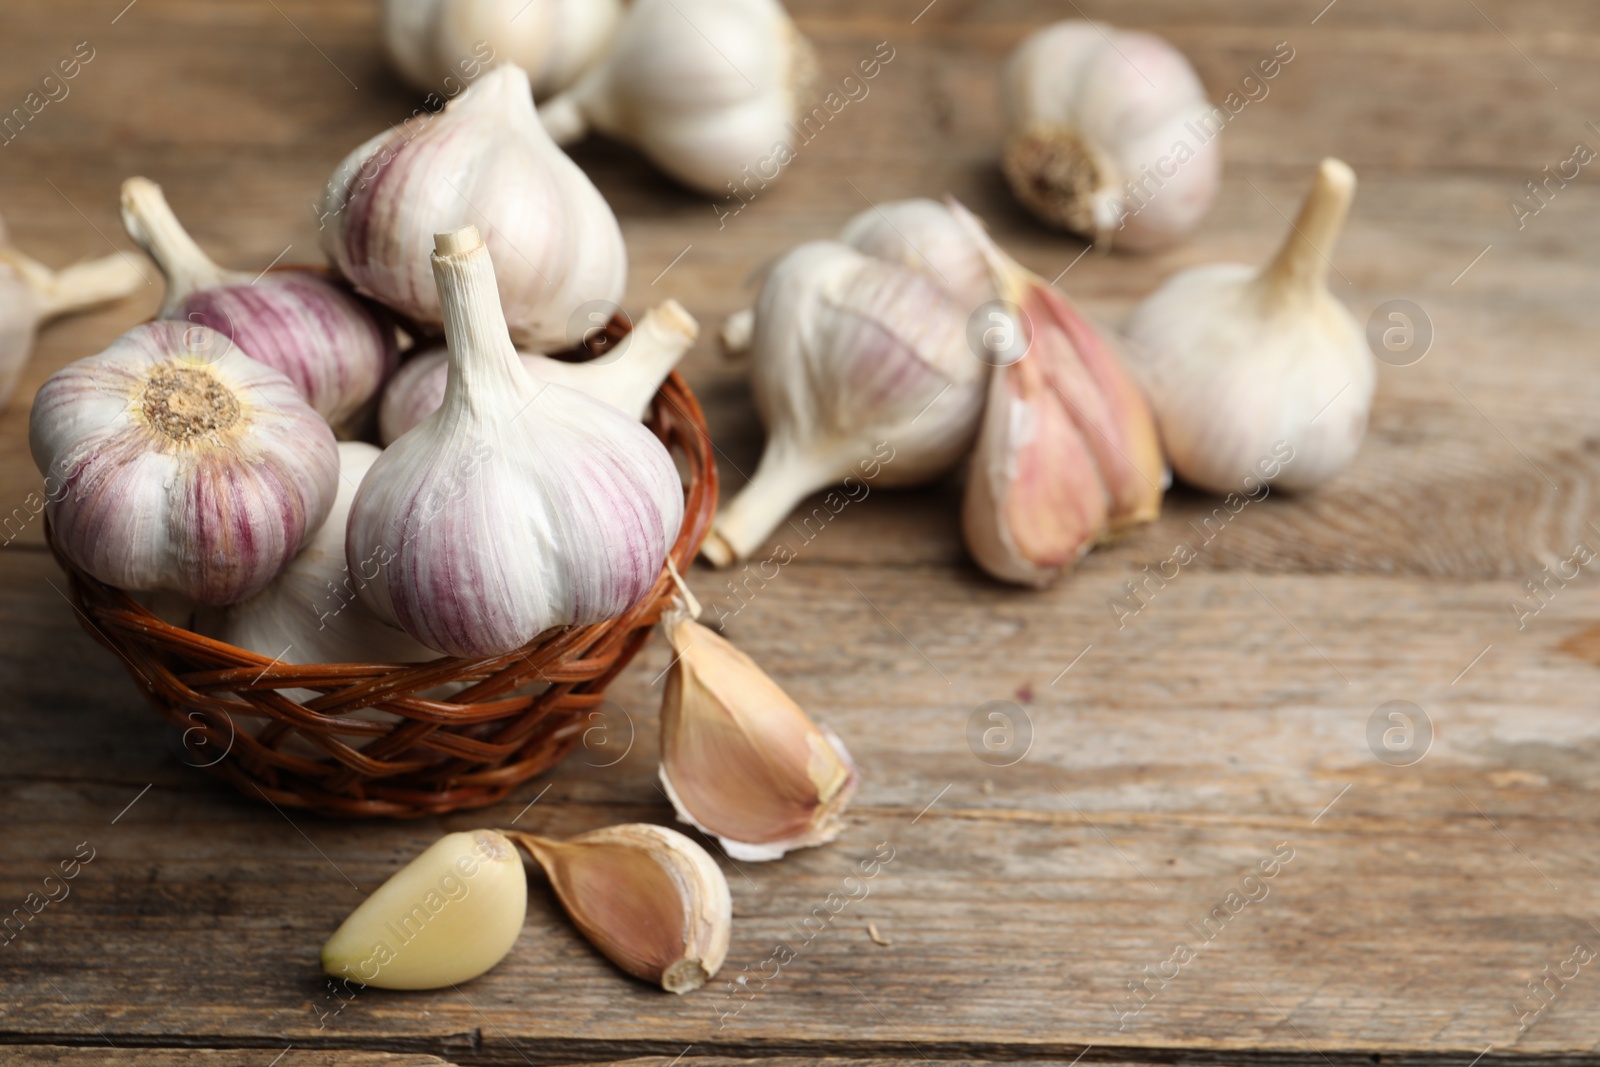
[3,1049,456,1067]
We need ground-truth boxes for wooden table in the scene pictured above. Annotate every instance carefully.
[4,1,1599,1064]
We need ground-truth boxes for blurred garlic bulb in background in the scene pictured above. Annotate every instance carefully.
[29,321,338,605]
[1123,159,1374,494]
[701,241,987,567]
[658,600,857,861]
[121,178,397,438]
[347,228,683,658]
[321,64,626,350]
[379,300,698,444]
[539,0,817,196]
[1001,21,1221,251]
[382,0,621,98]
[0,215,145,407]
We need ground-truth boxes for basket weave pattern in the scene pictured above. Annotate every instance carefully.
[47,373,717,818]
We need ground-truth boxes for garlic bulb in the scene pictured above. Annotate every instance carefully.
[1123,158,1374,494]
[346,227,683,658]
[378,299,698,445]
[0,216,145,407]
[659,600,857,861]
[702,241,987,567]
[196,442,438,668]
[382,0,621,99]
[30,321,338,605]
[1001,21,1221,250]
[321,63,626,351]
[538,0,817,196]
[322,830,526,990]
[954,203,1164,586]
[121,178,398,439]
[510,823,731,993]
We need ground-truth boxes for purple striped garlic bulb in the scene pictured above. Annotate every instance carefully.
[700,240,989,568]
[378,299,698,445]
[345,227,683,659]
[120,177,397,439]
[320,63,626,351]
[29,321,339,605]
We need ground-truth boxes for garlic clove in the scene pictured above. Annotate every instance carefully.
[120,177,398,439]
[510,823,731,993]
[324,63,626,351]
[1123,158,1374,494]
[30,321,339,605]
[701,240,988,567]
[1001,21,1222,250]
[658,601,858,861]
[538,0,818,196]
[346,226,683,658]
[377,300,697,445]
[321,830,527,990]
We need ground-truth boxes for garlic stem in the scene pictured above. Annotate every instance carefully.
[0,247,147,321]
[119,177,241,316]
[537,91,588,145]
[701,444,846,567]
[1256,157,1356,308]
[719,308,754,360]
[433,227,527,409]
[606,299,697,414]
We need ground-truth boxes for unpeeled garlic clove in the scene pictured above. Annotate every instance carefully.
[1123,159,1374,494]
[120,177,398,439]
[658,600,857,861]
[322,63,626,351]
[538,0,817,196]
[950,201,1165,586]
[321,830,527,990]
[377,299,698,445]
[510,823,731,993]
[1001,21,1221,250]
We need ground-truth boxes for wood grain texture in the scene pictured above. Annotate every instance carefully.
[6,1049,455,1067]
[3,1,1600,1065]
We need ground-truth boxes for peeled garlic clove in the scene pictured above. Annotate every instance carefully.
[322,830,526,990]
[382,0,622,98]
[512,823,731,993]
[1001,21,1221,251]
[378,300,697,445]
[30,322,339,605]
[1124,159,1374,494]
[702,240,988,567]
[538,0,817,196]
[323,63,626,351]
[347,227,684,658]
[659,602,857,861]
[120,178,398,439]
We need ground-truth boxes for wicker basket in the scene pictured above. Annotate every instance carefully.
[46,372,717,819]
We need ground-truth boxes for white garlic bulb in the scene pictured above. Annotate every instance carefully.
[538,0,817,196]
[382,0,621,99]
[702,240,987,567]
[1123,158,1374,494]
[0,215,145,407]
[120,178,398,439]
[346,227,684,658]
[321,63,626,351]
[1001,21,1221,250]
[30,321,339,605]
[196,442,438,668]
[378,299,698,445]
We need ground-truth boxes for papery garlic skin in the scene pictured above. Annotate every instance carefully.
[383,0,622,99]
[1002,21,1221,251]
[120,178,398,439]
[323,64,626,350]
[30,321,338,605]
[538,0,818,196]
[512,823,731,993]
[322,830,526,990]
[347,227,683,658]
[659,602,857,861]
[702,241,987,567]
[378,300,698,445]
[1124,158,1374,494]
